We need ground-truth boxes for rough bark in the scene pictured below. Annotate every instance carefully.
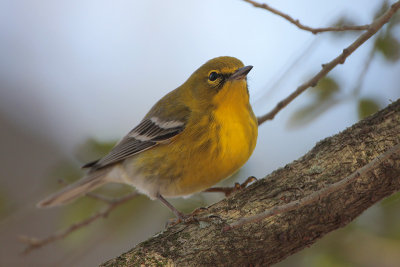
[101,99,400,267]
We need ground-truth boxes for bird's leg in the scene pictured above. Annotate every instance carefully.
[157,193,211,227]
[157,193,186,220]
[203,176,257,197]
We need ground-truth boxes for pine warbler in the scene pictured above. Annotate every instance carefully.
[38,56,258,220]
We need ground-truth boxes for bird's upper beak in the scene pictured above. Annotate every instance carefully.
[229,65,253,80]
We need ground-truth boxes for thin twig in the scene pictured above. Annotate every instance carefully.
[243,0,370,34]
[257,1,400,125]
[20,191,139,254]
[224,144,400,231]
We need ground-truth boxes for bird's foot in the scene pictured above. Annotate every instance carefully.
[203,176,257,197]
[165,207,211,227]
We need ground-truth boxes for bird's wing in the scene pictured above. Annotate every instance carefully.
[83,116,186,171]
[83,87,191,171]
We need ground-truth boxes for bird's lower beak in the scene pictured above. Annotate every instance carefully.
[229,65,253,80]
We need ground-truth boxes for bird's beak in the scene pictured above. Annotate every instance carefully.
[229,65,253,80]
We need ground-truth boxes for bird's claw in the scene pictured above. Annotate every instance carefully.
[204,176,258,197]
[165,207,210,227]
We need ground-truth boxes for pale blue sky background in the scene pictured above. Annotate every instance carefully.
[1,0,394,151]
[1,0,399,266]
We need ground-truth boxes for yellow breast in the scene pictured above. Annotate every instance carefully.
[211,81,258,179]
[166,80,258,195]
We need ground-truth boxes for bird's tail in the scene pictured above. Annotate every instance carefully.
[37,170,110,208]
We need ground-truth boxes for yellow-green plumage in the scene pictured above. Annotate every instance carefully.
[37,56,258,219]
[124,57,258,198]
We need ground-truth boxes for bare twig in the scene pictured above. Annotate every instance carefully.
[224,143,400,231]
[243,0,370,34]
[20,191,139,254]
[257,1,400,125]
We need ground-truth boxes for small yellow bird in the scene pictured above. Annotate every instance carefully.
[38,56,258,221]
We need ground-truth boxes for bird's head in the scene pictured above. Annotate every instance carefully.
[185,56,253,106]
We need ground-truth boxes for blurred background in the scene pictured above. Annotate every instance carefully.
[1,0,400,266]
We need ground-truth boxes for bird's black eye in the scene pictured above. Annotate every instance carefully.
[208,72,218,81]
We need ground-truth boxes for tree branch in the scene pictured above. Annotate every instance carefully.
[243,0,370,34]
[225,143,400,231]
[101,98,400,266]
[256,0,400,125]
[20,191,139,254]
